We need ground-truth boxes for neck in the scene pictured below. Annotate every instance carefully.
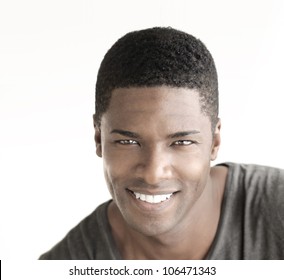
[120,223,214,260]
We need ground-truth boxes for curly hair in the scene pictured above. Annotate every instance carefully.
[94,27,219,132]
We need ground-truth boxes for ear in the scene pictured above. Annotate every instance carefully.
[211,118,221,161]
[93,114,102,158]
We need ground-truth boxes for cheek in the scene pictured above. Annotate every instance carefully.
[102,148,133,196]
[103,148,132,174]
[102,142,141,175]
[178,154,210,191]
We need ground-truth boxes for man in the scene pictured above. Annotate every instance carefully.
[40,27,284,260]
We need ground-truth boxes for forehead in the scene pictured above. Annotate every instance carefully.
[101,87,211,135]
[108,86,201,115]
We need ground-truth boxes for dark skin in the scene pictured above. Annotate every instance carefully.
[94,86,228,259]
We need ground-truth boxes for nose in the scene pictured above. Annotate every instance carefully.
[135,146,174,185]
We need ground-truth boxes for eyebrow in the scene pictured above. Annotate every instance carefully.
[111,129,140,138]
[168,130,200,138]
[110,129,200,139]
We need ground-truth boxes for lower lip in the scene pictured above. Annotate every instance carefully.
[127,190,177,212]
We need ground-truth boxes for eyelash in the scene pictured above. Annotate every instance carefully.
[116,139,139,145]
[171,140,194,146]
[115,140,195,146]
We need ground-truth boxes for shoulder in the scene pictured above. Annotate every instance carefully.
[226,162,284,238]
[212,162,284,259]
[39,201,111,260]
[227,162,284,194]
[222,162,284,204]
[218,162,284,190]
[240,163,284,222]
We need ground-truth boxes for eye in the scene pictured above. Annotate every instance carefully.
[116,139,139,145]
[172,140,194,146]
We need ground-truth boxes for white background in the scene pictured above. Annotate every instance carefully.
[0,0,284,260]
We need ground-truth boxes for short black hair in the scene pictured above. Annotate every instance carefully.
[94,27,219,132]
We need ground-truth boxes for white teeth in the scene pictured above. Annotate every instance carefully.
[133,192,173,204]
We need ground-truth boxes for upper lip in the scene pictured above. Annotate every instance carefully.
[127,188,178,195]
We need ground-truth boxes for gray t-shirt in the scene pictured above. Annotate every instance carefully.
[39,163,284,260]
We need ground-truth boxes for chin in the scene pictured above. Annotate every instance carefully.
[124,214,176,238]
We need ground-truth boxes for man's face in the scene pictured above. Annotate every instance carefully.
[95,87,220,237]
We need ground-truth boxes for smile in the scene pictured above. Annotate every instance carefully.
[133,192,173,204]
